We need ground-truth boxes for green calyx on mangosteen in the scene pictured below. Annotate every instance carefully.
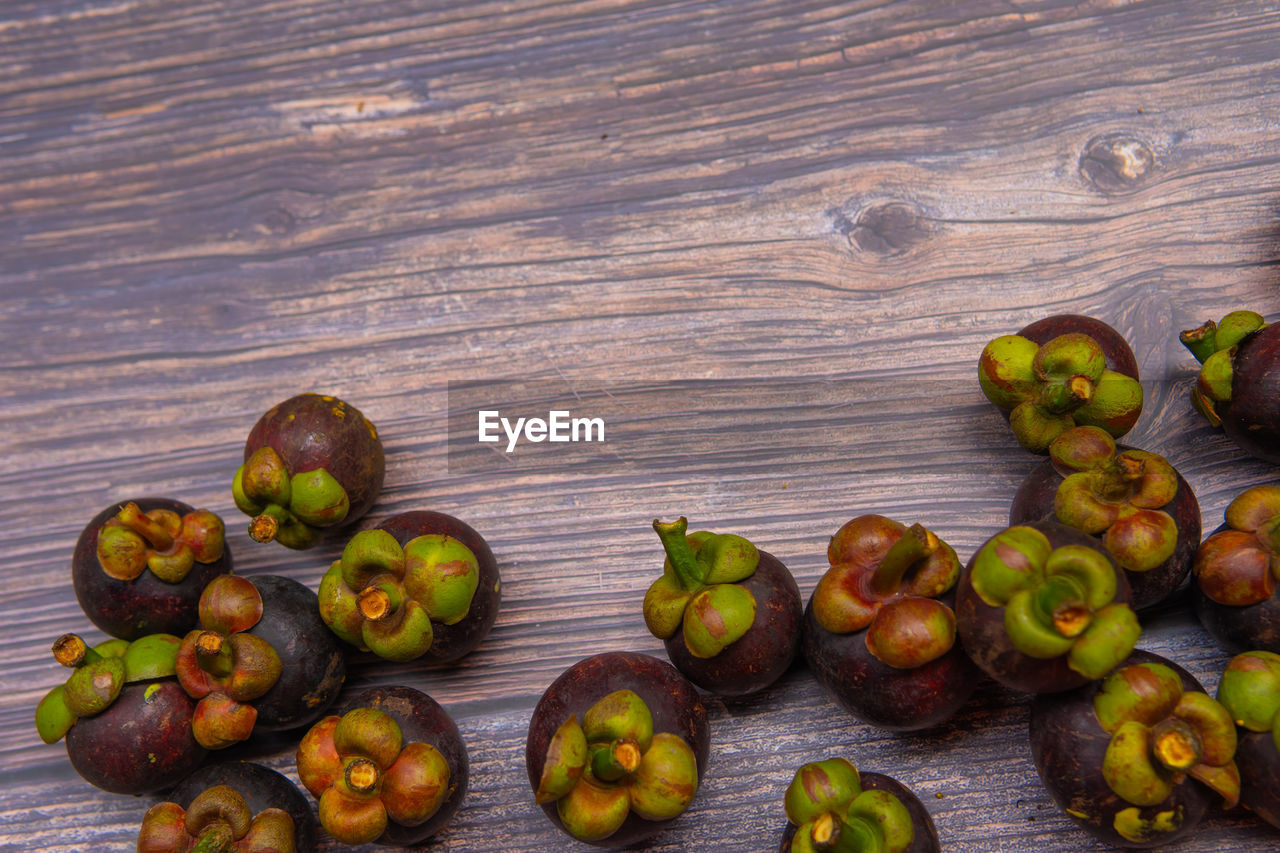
[1216,650,1280,828]
[233,394,384,549]
[1195,485,1280,608]
[534,689,698,843]
[978,314,1143,453]
[138,784,297,853]
[783,758,915,853]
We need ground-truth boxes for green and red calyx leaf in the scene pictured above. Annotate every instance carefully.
[297,707,450,845]
[1181,311,1268,425]
[643,517,760,658]
[1195,486,1280,606]
[813,516,960,668]
[970,526,1139,679]
[537,689,698,842]
[138,785,297,853]
[175,576,281,749]
[317,528,481,662]
[784,758,914,853]
[233,444,348,549]
[97,502,225,583]
[1217,650,1280,753]
[1094,662,1239,810]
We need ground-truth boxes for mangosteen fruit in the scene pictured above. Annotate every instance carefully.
[1216,650,1280,829]
[297,686,468,846]
[1191,484,1280,653]
[644,516,802,697]
[1030,649,1240,847]
[1010,426,1200,611]
[955,520,1140,693]
[138,761,317,853]
[233,393,384,549]
[35,633,206,795]
[526,652,709,847]
[978,314,1143,453]
[803,515,979,730]
[318,510,501,663]
[1181,310,1280,464]
[72,498,230,640]
[175,574,345,749]
[778,757,940,853]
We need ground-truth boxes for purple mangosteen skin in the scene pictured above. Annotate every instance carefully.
[1220,324,1280,464]
[334,686,469,846]
[65,679,206,795]
[243,574,346,732]
[1235,730,1280,829]
[802,592,980,731]
[1018,314,1140,380]
[1009,454,1200,612]
[1028,649,1214,848]
[168,761,318,853]
[72,498,232,640]
[1191,522,1280,655]
[664,549,802,697]
[777,772,941,853]
[526,652,710,848]
[376,510,502,663]
[955,520,1133,694]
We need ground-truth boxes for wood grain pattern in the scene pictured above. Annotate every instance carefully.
[4,0,1280,849]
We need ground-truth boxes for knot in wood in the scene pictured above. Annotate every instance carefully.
[1080,134,1156,194]
[845,201,931,256]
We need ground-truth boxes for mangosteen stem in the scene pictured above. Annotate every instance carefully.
[51,634,98,668]
[359,579,405,622]
[248,512,281,544]
[345,757,380,795]
[1093,454,1143,501]
[809,812,879,853]
[1151,718,1201,773]
[591,738,641,782]
[653,517,704,590]
[116,502,175,552]
[194,631,234,678]
[188,822,236,853]
[1037,376,1093,414]
[1180,320,1219,363]
[869,524,937,597]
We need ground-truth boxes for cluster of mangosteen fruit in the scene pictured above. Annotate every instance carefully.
[32,307,1280,850]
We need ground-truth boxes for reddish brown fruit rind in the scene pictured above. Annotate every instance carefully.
[1192,486,1280,653]
[956,521,1137,693]
[146,761,318,853]
[73,498,233,640]
[777,772,941,853]
[65,680,206,795]
[296,686,467,846]
[526,653,709,848]
[662,547,802,697]
[1182,314,1280,464]
[1019,315,1141,379]
[1030,650,1236,848]
[376,511,501,664]
[1010,436,1200,611]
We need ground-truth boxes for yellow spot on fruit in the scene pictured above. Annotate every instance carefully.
[332,406,346,420]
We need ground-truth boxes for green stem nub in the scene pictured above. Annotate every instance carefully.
[1039,375,1094,414]
[653,517,703,591]
[117,502,174,551]
[345,757,380,795]
[195,631,233,679]
[189,822,236,853]
[870,523,937,597]
[52,634,93,668]
[248,513,280,544]
[591,739,641,783]
[1151,718,1201,773]
[358,583,403,622]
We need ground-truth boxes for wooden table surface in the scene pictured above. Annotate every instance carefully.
[4,1,1280,850]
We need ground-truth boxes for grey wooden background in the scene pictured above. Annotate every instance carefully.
[3,0,1280,850]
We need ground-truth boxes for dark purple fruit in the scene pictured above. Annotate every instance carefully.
[978,314,1143,453]
[175,574,345,749]
[35,633,206,795]
[778,758,940,853]
[317,510,501,663]
[233,393,385,549]
[72,498,231,640]
[139,762,318,853]
[1182,310,1280,464]
[1191,485,1280,653]
[1010,426,1200,611]
[526,652,710,847]
[1030,649,1240,848]
[1216,651,1280,829]
[955,520,1140,693]
[803,515,979,730]
[644,517,802,697]
[297,686,468,846]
